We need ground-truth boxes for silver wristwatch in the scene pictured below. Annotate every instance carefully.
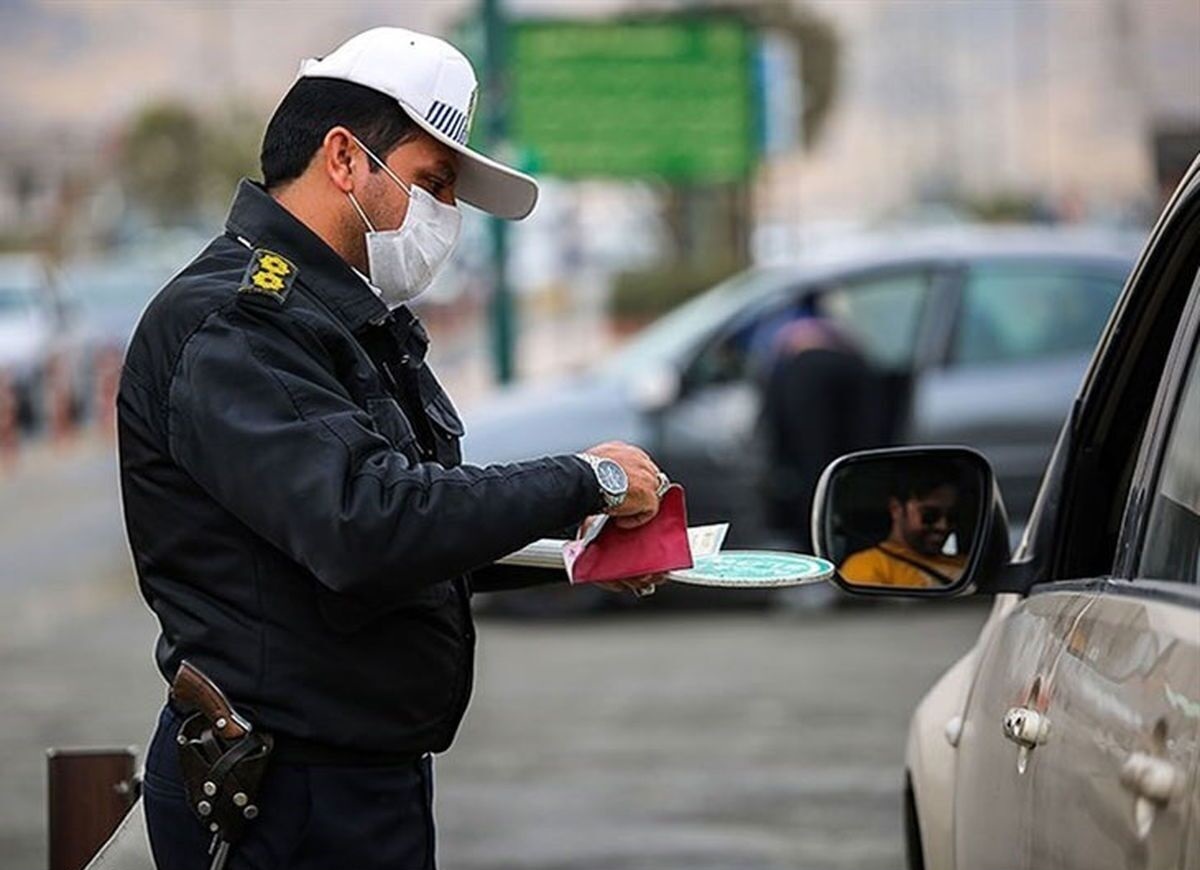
[576,453,629,510]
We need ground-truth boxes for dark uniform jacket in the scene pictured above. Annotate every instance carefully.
[118,180,600,762]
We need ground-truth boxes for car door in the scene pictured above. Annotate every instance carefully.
[910,261,1126,523]
[651,295,786,544]
[949,154,1200,869]
[654,267,937,546]
[950,585,1093,870]
[1027,283,1200,870]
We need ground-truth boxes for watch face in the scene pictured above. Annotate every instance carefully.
[596,459,628,494]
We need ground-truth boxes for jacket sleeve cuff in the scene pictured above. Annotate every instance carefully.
[560,453,606,515]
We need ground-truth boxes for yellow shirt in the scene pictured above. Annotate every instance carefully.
[839,543,966,589]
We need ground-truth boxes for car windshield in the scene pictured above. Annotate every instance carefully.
[603,267,794,377]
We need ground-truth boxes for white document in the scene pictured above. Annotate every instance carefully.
[498,522,730,572]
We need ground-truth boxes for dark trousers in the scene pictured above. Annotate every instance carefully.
[143,706,437,870]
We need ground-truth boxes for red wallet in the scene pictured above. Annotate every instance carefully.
[564,484,694,584]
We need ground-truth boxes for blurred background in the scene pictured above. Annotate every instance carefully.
[2,0,1198,868]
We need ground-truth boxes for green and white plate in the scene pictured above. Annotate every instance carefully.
[667,550,835,588]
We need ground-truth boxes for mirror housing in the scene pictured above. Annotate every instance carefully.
[811,446,1011,598]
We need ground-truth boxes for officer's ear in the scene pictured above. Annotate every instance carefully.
[321,126,361,194]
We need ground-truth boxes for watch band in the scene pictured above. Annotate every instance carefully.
[575,453,627,510]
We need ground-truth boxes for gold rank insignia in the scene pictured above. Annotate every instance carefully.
[239,248,298,303]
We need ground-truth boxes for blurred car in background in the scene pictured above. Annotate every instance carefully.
[61,233,205,420]
[66,259,169,355]
[464,227,1139,613]
[64,232,205,353]
[0,255,88,429]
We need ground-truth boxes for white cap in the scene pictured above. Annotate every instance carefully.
[299,27,538,220]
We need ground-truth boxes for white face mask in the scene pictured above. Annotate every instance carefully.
[347,136,462,307]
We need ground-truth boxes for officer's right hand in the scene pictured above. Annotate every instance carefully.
[583,441,663,529]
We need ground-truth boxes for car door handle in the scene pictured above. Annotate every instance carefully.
[1120,752,1182,805]
[1002,706,1050,749]
[1120,752,1184,841]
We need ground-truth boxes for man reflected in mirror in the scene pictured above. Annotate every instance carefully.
[840,464,967,588]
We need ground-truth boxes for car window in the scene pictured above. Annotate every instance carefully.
[604,267,795,379]
[682,269,932,389]
[952,266,1123,367]
[822,271,931,370]
[1138,334,1200,584]
[682,297,793,387]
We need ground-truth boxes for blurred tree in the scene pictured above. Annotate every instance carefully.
[119,102,205,223]
[716,0,841,150]
[961,192,1054,224]
[778,3,839,150]
[201,104,264,212]
[119,100,263,224]
[620,4,841,322]
[610,256,742,327]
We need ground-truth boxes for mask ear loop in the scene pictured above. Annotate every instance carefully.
[351,134,413,197]
[346,191,376,233]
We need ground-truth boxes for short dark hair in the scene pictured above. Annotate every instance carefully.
[260,77,420,190]
[890,463,958,503]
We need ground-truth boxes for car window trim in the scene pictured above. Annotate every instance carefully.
[1097,577,1200,609]
[1116,267,1200,581]
[678,263,939,392]
[915,264,961,370]
[1016,162,1200,590]
[1024,576,1108,597]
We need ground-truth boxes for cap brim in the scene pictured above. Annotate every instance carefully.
[405,103,538,220]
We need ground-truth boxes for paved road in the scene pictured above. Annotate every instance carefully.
[0,440,989,869]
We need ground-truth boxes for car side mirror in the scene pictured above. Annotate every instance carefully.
[811,446,1011,597]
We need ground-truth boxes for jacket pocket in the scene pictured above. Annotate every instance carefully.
[423,392,465,438]
[422,385,465,466]
[366,397,419,457]
[419,366,466,439]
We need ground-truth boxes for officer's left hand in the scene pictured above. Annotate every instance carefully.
[574,515,666,598]
[594,573,666,598]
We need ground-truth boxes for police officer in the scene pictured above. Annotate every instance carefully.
[118,27,664,869]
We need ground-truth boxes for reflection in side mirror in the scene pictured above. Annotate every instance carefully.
[812,447,1009,597]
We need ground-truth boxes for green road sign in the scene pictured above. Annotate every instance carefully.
[509,17,759,183]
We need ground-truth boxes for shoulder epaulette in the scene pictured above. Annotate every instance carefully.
[238,248,298,304]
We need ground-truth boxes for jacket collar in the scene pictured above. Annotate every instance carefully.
[224,179,391,332]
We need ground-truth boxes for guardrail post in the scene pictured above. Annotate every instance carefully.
[46,353,75,446]
[47,747,138,870]
[0,368,17,469]
[93,346,121,441]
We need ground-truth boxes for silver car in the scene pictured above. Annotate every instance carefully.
[814,156,1200,869]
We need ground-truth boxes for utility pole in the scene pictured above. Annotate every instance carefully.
[482,0,515,384]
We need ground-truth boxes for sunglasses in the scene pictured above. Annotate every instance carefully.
[918,506,959,525]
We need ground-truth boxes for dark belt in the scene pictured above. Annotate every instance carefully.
[166,699,425,768]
